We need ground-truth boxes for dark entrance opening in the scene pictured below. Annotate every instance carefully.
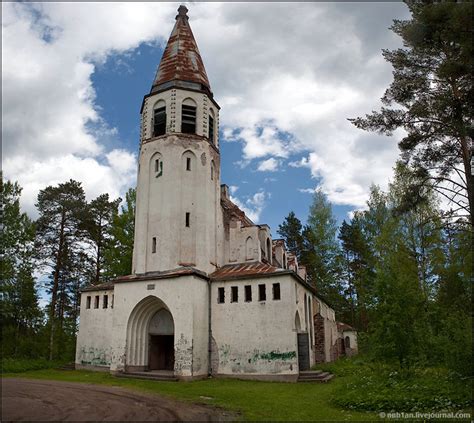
[297,332,310,371]
[149,335,174,370]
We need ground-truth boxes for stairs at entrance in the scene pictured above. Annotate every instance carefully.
[298,370,334,383]
[116,370,178,382]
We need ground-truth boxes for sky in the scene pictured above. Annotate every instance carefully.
[2,2,412,236]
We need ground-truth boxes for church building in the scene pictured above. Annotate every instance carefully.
[76,5,357,381]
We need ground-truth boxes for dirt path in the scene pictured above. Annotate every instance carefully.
[1,378,236,421]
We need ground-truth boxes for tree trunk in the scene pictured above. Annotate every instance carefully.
[49,209,65,361]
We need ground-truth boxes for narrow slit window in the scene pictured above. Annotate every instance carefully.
[154,159,163,177]
[273,283,281,300]
[153,106,166,136]
[258,284,266,301]
[152,237,157,253]
[94,295,99,309]
[218,287,225,304]
[111,295,114,309]
[231,286,238,303]
[245,285,252,302]
[86,296,91,309]
[209,115,215,143]
[181,105,196,134]
[211,165,214,180]
[186,157,191,171]
[185,212,190,227]
[103,294,108,309]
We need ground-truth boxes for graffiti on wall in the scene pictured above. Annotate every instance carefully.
[174,333,193,374]
[216,345,297,374]
[78,346,111,366]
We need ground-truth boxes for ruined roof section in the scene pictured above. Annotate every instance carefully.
[221,196,255,228]
[337,322,356,332]
[113,267,208,283]
[151,5,211,94]
[211,262,287,280]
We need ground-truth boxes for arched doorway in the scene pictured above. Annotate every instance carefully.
[148,309,174,370]
[126,296,175,372]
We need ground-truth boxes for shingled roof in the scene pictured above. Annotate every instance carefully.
[151,5,211,94]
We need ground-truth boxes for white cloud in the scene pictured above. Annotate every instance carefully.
[2,2,176,216]
[257,158,280,172]
[230,190,269,223]
[3,2,412,217]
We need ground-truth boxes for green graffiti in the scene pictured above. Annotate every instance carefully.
[254,350,296,361]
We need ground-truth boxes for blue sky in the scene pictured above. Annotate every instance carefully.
[3,2,411,238]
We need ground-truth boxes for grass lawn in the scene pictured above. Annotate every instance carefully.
[2,369,377,421]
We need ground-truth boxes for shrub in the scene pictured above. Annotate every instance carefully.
[1,358,67,373]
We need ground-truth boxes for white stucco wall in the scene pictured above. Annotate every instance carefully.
[211,274,317,377]
[75,289,114,368]
[93,275,210,378]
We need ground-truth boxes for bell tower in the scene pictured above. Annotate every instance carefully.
[132,5,222,275]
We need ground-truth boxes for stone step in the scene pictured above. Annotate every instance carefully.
[116,371,178,382]
[57,363,76,371]
[298,370,323,376]
[298,372,334,383]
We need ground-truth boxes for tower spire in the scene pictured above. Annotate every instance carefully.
[151,5,211,95]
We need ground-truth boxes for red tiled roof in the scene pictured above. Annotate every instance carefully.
[152,5,211,93]
[211,262,287,280]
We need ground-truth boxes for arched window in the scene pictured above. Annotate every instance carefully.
[246,236,254,260]
[181,98,197,134]
[345,336,351,349]
[153,100,166,137]
[151,153,163,178]
[208,109,215,144]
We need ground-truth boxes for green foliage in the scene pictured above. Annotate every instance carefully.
[277,211,303,259]
[350,1,473,227]
[1,358,67,373]
[103,187,136,279]
[314,357,471,412]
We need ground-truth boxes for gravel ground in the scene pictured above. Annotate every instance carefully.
[1,378,237,421]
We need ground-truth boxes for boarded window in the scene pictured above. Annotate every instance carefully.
[185,212,190,227]
[182,105,196,134]
[273,283,281,300]
[218,287,225,304]
[186,157,191,171]
[209,115,215,143]
[231,286,238,303]
[94,295,99,309]
[154,158,163,177]
[103,294,108,309]
[153,106,166,136]
[86,296,91,309]
[258,284,266,301]
[245,285,252,302]
[152,237,157,253]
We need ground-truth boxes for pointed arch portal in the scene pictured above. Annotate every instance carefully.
[126,296,175,371]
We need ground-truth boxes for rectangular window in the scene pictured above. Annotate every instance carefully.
[245,285,252,302]
[153,107,166,136]
[152,237,157,253]
[94,295,99,309]
[273,283,281,300]
[209,115,214,143]
[186,157,191,171]
[218,287,225,304]
[231,286,238,303]
[181,105,196,134]
[86,296,91,309]
[103,294,108,309]
[185,212,190,227]
[258,284,266,301]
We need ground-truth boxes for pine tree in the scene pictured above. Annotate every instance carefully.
[350,1,473,228]
[35,179,88,360]
[87,193,121,284]
[277,211,304,259]
[103,188,136,278]
[0,175,42,357]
